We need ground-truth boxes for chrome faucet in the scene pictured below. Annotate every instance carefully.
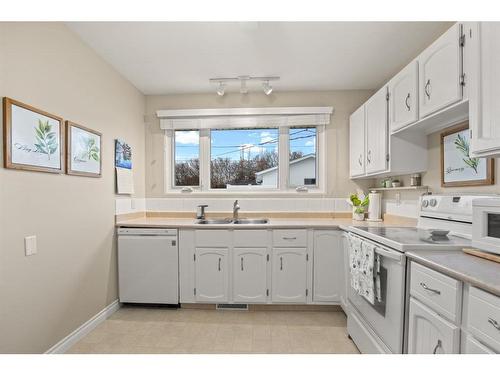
[196,204,208,220]
[233,200,240,220]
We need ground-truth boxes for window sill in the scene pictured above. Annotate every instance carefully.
[162,189,327,197]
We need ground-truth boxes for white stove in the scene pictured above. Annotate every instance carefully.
[345,194,491,355]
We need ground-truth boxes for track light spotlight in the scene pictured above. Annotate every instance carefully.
[263,81,273,95]
[216,82,225,96]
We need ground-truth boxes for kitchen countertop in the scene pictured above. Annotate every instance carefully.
[406,249,500,297]
[115,216,416,230]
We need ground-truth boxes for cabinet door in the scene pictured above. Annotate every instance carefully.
[408,298,460,354]
[469,22,500,157]
[349,105,366,177]
[418,23,462,118]
[389,60,419,132]
[313,231,342,303]
[194,248,229,302]
[272,248,307,303]
[233,247,268,303]
[365,86,389,174]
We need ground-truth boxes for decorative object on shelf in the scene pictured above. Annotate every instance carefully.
[441,123,494,187]
[383,178,393,188]
[367,191,383,222]
[66,121,102,177]
[3,97,64,173]
[115,139,134,194]
[410,173,422,186]
[391,179,402,188]
[348,192,370,221]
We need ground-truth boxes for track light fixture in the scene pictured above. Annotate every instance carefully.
[209,76,279,96]
[216,82,225,96]
[262,80,273,96]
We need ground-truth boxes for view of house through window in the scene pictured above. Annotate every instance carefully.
[174,130,200,186]
[288,127,317,186]
[210,128,279,189]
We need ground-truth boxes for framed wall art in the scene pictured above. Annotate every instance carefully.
[66,121,102,177]
[441,123,495,187]
[3,97,64,173]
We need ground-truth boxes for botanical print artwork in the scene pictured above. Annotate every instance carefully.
[441,124,494,187]
[68,122,102,176]
[8,102,62,171]
[115,139,132,169]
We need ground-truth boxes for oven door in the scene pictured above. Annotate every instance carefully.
[347,235,406,353]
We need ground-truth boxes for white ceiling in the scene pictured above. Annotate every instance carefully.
[67,22,453,95]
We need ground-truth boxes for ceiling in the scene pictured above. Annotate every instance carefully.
[67,22,454,95]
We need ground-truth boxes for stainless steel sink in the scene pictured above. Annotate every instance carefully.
[233,218,269,224]
[196,218,233,225]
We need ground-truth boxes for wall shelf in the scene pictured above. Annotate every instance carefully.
[368,186,429,192]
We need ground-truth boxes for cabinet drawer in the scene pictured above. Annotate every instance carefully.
[464,334,495,354]
[195,230,231,247]
[233,230,268,247]
[273,229,307,247]
[467,287,500,353]
[410,262,462,323]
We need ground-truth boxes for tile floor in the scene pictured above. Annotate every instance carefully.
[67,306,360,354]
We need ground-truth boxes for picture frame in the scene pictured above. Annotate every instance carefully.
[3,97,65,174]
[441,122,495,187]
[66,121,102,177]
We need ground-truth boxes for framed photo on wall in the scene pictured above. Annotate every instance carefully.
[441,122,495,187]
[66,121,102,177]
[3,97,64,173]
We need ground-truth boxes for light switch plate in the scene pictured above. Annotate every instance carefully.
[25,235,37,256]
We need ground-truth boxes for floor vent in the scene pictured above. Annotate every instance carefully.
[216,303,249,310]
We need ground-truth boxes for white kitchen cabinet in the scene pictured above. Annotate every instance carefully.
[365,86,389,175]
[312,230,342,303]
[408,297,460,354]
[418,23,463,118]
[469,22,500,158]
[389,60,419,132]
[272,247,308,303]
[194,247,229,302]
[233,247,268,303]
[349,105,366,178]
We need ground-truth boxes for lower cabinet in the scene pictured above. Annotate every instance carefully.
[408,297,460,354]
[313,230,343,303]
[233,247,268,303]
[194,247,229,302]
[272,247,308,303]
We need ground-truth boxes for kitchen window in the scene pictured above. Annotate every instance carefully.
[160,107,332,194]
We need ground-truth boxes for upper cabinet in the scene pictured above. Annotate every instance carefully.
[469,22,500,158]
[349,105,366,178]
[418,23,463,118]
[389,60,419,132]
[365,86,389,174]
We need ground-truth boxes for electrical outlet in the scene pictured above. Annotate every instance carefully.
[25,235,37,256]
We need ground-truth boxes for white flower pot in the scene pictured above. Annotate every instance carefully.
[352,208,365,221]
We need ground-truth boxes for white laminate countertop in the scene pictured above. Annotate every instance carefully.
[115,217,408,230]
[406,250,500,297]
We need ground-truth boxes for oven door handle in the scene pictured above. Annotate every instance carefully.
[375,247,403,263]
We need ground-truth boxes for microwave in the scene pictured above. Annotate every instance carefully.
[472,198,500,255]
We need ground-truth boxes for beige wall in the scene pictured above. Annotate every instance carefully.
[145,90,375,198]
[0,23,146,353]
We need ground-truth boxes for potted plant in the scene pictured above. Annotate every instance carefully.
[349,193,370,221]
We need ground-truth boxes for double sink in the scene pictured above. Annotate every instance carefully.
[196,218,269,225]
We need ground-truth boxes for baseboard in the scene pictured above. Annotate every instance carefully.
[45,300,121,354]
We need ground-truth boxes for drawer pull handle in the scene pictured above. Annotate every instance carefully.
[432,339,442,354]
[280,256,283,271]
[218,257,221,272]
[405,93,411,111]
[241,257,244,271]
[488,317,500,331]
[282,237,297,240]
[420,282,441,295]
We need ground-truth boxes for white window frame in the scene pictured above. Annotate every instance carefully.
[160,107,332,195]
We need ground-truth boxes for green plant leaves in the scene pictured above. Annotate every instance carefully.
[454,132,479,173]
[34,119,58,160]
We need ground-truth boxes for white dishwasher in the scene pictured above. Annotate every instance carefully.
[118,227,179,304]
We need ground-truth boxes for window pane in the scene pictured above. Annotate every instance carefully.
[210,128,279,189]
[174,130,200,186]
[289,127,317,186]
